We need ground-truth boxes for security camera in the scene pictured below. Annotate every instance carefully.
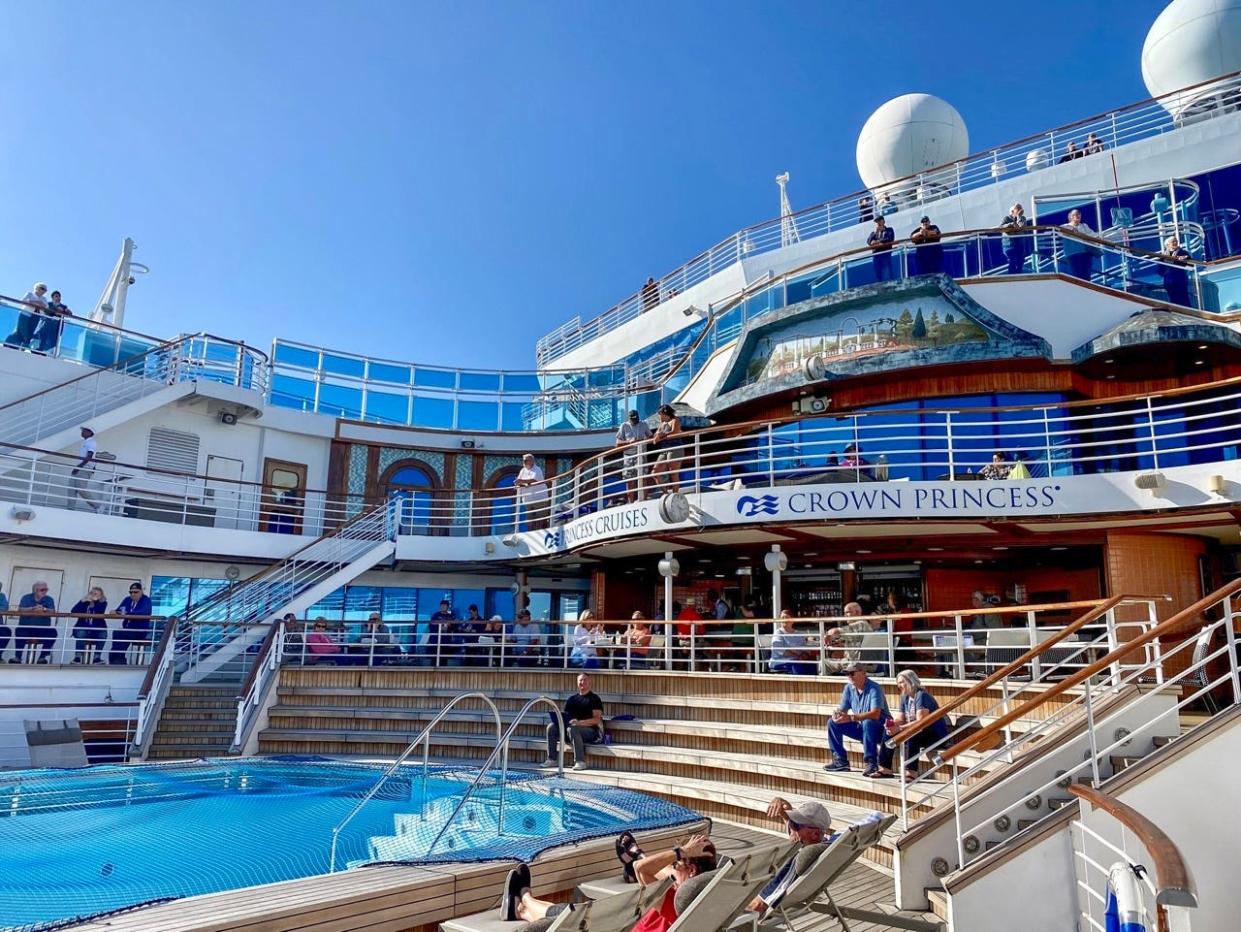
[127,276,136,285]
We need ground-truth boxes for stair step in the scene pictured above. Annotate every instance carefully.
[925,888,949,922]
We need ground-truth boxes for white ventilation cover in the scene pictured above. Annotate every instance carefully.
[146,426,201,474]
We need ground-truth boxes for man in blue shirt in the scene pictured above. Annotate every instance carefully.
[824,663,894,777]
[15,581,57,663]
[108,581,154,665]
[429,599,461,666]
[867,216,896,282]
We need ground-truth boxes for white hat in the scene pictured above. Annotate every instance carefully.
[786,801,832,832]
[490,615,503,622]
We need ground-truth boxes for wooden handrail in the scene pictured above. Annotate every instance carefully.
[938,577,1241,762]
[887,594,1155,747]
[1068,784,1198,910]
[136,617,178,700]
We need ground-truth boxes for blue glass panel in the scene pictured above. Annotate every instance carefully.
[417,588,459,620]
[273,343,320,369]
[412,395,454,428]
[320,353,365,378]
[150,576,193,616]
[503,373,542,393]
[369,362,411,385]
[414,367,456,389]
[317,383,363,418]
[460,372,501,391]
[458,400,499,431]
[306,587,345,621]
[364,391,409,425]
[390,465,433,487]
[270,374,315,410]
[54,321,89,364]
[502,402,527,431]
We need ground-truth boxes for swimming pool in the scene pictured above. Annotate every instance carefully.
[0,757,698,931]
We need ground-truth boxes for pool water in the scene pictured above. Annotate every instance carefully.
[0,758,697,931]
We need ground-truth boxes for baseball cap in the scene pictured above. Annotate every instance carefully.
[920,215,930,223]
[490,615,503,621]
[786,801,833,832]
[628,409,640,419]
[841,661,865,673]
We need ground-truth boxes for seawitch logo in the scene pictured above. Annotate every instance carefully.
[543,528,565,550]
[736,494,780,517]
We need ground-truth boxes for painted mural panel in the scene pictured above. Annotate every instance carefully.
[743,294,990,385]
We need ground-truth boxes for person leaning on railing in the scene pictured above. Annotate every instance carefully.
[71,587,109,664]
[999,203,1033,274]
[14,580,56,664]
[4,282,47,349]
[108,582,153,665]
[1060,208,1097,281]
[1160,235,1192,306]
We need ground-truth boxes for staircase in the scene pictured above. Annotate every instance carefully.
[145,685,239,760]
[0,332,265,453]
[139,501,398,759]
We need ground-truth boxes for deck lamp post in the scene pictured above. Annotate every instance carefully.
[658,553,680,670]
[764,545,788,619]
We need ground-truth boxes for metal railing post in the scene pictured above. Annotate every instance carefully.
[1146,397,1161,471]
[952,758,966,867]
[1084,682,1102,788]
[693,433,702,494]
[766,423,775,486]
[1027,611,1041,680]
[955,614,965,678]
[1224,595,1241,705]
[1104,607,1122,688]
[945,412,955,479]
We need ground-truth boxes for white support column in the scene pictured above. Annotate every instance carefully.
[765,545,788,618]
[658,553,680,671]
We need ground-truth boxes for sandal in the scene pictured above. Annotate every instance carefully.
[868,769,896,780]
[615,831,645,883]
[500,864,531,920]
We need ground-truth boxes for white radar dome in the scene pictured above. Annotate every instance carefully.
[1142,0,1241,116]
[855,94,969,191]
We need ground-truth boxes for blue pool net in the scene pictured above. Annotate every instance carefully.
[0,756,700,931]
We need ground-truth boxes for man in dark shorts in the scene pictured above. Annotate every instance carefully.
[543,672,604,771]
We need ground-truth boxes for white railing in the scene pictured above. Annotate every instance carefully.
[231,621,286,752]
[0,332,269,448]
[935,581,1241,873]
[535,70,1241,364]
[132,619,179,757]
[0,442,367,537]
[327,690,503,871]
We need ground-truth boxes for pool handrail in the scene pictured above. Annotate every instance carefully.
[424,694,564,858]
[328,690,503,872]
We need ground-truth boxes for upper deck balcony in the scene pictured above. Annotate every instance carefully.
[535,71,1241,368]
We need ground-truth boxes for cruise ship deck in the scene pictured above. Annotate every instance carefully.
[2,1,1241,930]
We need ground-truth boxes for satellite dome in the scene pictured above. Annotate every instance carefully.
[855,94,969,191]
[1142,0,1241,116]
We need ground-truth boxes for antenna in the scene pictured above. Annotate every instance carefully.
[90,237,149,329]
[776,172,800,247]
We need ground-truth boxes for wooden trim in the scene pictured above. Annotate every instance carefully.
[1068,784,1198,909]
[939,577,1241,762]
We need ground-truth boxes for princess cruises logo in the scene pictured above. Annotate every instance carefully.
[736,494,780,517]
[543,528,565,550]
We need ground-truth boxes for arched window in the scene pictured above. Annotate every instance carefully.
[384,463,436,532]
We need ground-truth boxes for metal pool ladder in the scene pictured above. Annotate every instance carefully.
[424,695,565,858]
[328,691,503,872]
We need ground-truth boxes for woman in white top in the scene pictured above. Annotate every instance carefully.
[570,610,601,669]
[1060,208,1095,282]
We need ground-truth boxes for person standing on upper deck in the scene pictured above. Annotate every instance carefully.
[867,216,896,281]
[615,409,653,503]
[910,216,944,275]
[6,282,49,349]
[1061,209,1096,281]
[515,454,549,530]
[1160,236,1193,306]
[1000,203,1033,275]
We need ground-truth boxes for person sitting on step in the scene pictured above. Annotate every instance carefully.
[825,663,896,778]
[543,672,604,771]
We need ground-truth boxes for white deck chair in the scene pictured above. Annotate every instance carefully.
[542,876,674,932]
[762,815,937,932]
[665,840,797,932]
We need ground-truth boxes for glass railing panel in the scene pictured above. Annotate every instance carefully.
[502,402,528,432]
[460,372,501,392]
[458,400,500,431]
[364,391,409,425]
[318,383,363,419]
[368,362,411,385]
[321,352,365,379]
[270,374,315,411]
[413,366,456,390]
[411,395,454,429]
[503,372,542,393]
[273,342,320,369]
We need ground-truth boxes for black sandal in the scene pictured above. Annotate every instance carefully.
[615,831,644,883]
[501,865,530,920]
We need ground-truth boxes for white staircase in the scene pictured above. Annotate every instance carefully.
[176,501,398,684]
[0,333,265,453]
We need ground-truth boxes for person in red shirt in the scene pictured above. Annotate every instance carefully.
[501,834,716,929]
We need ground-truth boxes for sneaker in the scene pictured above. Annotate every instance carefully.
[862,763,879,778]
[823,759,850,773]
[572,762,589,771]
[540,758,556,768]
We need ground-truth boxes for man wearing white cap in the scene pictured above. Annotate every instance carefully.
[746,796,834,914]
[70,426,101,512]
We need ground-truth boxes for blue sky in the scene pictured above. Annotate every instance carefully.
[0,0,1169,370]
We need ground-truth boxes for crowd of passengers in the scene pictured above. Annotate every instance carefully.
[492,669,920,930]
[0,579,158,665]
